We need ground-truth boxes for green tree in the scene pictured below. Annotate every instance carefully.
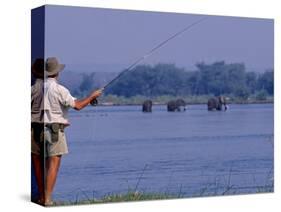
[100,62,273,99]
[255,89,268,101]
[234,86,250,100]
[246,72,257,94]
[257,70,274,95]
[78,72,95,96]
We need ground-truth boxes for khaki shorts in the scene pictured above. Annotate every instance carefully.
[31,126,68,157]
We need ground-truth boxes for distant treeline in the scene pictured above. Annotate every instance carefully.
[75,61,273,101]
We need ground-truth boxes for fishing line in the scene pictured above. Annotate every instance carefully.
[90,16,207,106]
[89,17,207,142]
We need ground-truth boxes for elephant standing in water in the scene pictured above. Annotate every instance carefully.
[142,100,153,112]
[207,96,227,111]
[167,99,186,112]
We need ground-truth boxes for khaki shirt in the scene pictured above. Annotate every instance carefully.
[31,78,75,124]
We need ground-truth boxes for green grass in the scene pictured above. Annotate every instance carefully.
[52,185,273,206]
[53,191,175,206]
[52,175,274,206]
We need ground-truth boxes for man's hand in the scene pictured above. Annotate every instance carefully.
[74,88,104,111]
[90,88,103,99]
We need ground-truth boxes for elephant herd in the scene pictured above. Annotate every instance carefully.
[142,96,228,112]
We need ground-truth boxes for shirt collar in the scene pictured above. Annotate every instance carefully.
[45,78,58,83]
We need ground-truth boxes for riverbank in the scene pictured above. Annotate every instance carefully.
[96,95,273,106]
[51,183,273,206]
[53,191,174,206]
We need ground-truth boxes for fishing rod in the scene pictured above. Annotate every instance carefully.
[90,17,207,106]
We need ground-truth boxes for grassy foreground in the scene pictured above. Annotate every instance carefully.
[53,191,175,206]
[52,183,273,206]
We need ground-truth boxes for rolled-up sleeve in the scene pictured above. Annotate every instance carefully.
[58,85,76,108]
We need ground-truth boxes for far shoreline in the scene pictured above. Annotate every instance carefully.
[85,94,274,107]
[89,100,274,107]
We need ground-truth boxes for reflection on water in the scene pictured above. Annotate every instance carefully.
[53,104,274,201]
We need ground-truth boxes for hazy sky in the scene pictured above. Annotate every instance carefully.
[45,5,274,72]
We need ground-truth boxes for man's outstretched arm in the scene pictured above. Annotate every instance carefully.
[74,89,103,111]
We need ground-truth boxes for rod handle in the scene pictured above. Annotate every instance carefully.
[90,87,104,106]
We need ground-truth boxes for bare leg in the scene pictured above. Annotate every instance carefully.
[45,155,62,204]
[31,153,45,203]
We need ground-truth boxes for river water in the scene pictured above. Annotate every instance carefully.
[53,104,273,202]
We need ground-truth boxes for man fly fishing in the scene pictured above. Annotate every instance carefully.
[31,57,103,206]
[31,17,206,206]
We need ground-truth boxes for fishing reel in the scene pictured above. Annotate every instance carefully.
[90,99,98,106]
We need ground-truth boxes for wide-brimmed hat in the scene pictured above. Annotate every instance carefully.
[32,57,65,77]
[45,57,65,76]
